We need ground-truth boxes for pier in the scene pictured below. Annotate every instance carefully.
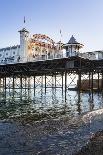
[0,56,103,101]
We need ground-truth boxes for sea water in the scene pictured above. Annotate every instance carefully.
[0,88,103,154]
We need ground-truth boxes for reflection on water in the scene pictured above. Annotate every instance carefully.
[0,87,103,120]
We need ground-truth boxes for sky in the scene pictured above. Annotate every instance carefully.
[0,0,103,52]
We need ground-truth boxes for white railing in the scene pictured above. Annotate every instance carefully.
[27,53,64,62]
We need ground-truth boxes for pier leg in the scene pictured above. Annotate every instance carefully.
[41,75,43,97]
[77,92,81,115]
[0,78,1,100]
[65,71,67,101]
[0,78,1,92]
[3,78,4,95]
[28,77,30,99]
[45,74,46,94]
[55,74,56,88]
[89,71,91,95]
[3,77,4,88]
[13,75,15,98]
[98,72,99,92]
[20,75,22,100]
[62,73,63,96]
[0,78,1,88]
[24,76,27,99]
[52,74,54,88]
[4,76,6,90]
[34,75,35,96]
[78,70,81,93]
[4,76,6,99]
[91,72,93,100]
[102,72,103,94]
[20,75,22,89]
[54,73,56,92]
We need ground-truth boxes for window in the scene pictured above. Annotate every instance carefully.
[0,54,2,57]
[13,51,15,54]
[6,53,8,55]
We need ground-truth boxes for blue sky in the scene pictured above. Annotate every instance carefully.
[0,0,103,52]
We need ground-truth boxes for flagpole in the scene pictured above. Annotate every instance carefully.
[24,16,26,28]
[60,29,62,57]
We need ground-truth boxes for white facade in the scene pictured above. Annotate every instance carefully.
[0,27,29,64]
[81,51,103,60]
[0,45,20,64]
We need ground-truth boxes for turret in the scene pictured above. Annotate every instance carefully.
[64,35,83,57]
[18,28,29,62]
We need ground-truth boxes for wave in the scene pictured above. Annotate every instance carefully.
[82,108,103,123]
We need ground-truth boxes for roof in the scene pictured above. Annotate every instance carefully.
[93,50,103,53]
[0,45,20,52]
[63,35,84,48]
[68,35,80,44]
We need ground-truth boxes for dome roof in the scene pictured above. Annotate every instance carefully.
[18,28,29,33]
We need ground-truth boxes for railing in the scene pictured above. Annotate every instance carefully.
[27,53,64,62]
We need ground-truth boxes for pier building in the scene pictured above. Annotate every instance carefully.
[63,35,83,57]
[0,28,63,65]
